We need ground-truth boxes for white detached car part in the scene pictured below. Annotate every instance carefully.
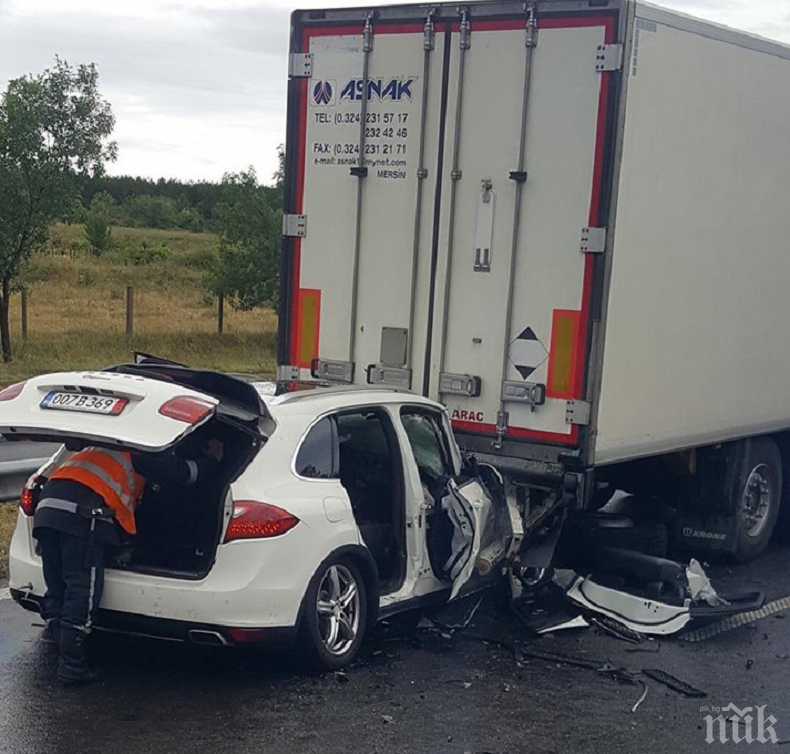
[2,364,510,669]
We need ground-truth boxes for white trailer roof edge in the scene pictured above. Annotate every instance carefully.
[636,2,790,62]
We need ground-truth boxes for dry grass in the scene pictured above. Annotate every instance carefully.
[1,224,278,385]
[0,503,16,581]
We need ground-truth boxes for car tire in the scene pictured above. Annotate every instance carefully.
[732,438,782,562]
[297,557,368,671]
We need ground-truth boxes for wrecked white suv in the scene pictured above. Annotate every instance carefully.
[3,362,510,669]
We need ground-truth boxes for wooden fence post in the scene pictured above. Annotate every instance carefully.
[21,290,28,340]
[217,294,225,334]
[126,286,134,336]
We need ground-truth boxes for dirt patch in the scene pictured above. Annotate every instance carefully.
[0,503,17,581]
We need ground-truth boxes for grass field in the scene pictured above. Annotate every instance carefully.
[1,224,278,385]
[0,224,280,577]
[0,503,15,581]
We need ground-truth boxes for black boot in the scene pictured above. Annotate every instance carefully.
[40,618,61,645]
[58,625,102,687]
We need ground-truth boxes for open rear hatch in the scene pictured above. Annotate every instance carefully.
[0,365,272,579]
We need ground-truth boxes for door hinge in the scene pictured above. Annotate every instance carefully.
[311,358,354,384]
[565,400,591,426]
[501,381,546,406]
[282,214,307,238]
[289,53,313,78]
[595,43,623,72]
[439,372,482,398]
[277,364,300,382]
[367,364,412,389]
[580,226,606,254]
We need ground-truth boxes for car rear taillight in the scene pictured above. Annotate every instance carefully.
[0,381,26,402]
[20,474,44,516]
[223,501,299,543]
[158,396,214,424]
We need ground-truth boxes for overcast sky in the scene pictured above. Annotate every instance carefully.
[0,0,787,184]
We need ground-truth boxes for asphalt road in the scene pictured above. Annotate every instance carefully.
[1,545,789,754]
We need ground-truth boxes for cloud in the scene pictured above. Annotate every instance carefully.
[1,0,788,181]
[0,2,292,180]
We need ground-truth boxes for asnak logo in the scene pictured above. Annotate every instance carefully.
[340,77,415,102]
[311,80,335,106]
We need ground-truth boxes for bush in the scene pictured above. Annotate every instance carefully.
[178,245,217,271]
[124,243,171,266]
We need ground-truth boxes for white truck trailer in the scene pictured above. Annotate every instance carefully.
[277,0,790,561]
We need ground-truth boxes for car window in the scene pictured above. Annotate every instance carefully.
[400,411,454,482]
[336,411,390,459]
[295,417,338,479]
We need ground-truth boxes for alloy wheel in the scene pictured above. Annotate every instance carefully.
[316,564,361,656]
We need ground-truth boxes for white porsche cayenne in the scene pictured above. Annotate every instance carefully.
[3,360,510,669]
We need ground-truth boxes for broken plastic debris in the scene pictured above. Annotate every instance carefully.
[631,682,648,713]
[687,559,728,607]
[536,615,590,635]
[590,615,644,644]
[565,574,693,636]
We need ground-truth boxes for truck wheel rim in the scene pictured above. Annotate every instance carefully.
[316,564,360,656]
[740,464,772,538]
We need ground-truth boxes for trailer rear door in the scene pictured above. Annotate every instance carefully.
[282,2,619,451]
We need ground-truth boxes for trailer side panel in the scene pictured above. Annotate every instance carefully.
[594,6,790,465]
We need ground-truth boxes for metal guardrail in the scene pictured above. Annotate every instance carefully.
[0,459,50,502]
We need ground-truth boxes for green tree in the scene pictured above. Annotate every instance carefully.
[0,58,116,361]
[208,168,280,310]
[83,211,112,255]
[120,194,178,229]
[83,190,114,254]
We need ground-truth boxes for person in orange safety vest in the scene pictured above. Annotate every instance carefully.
[32,441,223,686]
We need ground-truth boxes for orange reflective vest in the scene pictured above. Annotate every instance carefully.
[50,447,146,535]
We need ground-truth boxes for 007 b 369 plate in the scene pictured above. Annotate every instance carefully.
[40,391,128,416]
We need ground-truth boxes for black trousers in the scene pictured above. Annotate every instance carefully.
[37,528,105,632]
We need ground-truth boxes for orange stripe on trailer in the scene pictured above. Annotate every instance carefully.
[546,310,581,399]
[296,289,321,368]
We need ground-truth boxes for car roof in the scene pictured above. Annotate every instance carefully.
[264,385,443,417]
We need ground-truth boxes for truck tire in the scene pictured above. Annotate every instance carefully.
[732,438,783,562]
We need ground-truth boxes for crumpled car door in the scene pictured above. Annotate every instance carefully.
[442,476,500,600]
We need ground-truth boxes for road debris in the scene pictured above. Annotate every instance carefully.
[641,668,706,698]
[590,615,643,644]
[559,551,764,636]
[631,682,649,713]
[681,594,790,642]
[535,615,590,635]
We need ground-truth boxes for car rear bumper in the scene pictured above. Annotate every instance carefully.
[10,589,298,647]
[9,511,332,629]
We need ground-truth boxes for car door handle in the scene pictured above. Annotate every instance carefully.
[323,496,347,523]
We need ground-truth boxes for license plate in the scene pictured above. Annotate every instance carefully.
[40,391,128,416]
